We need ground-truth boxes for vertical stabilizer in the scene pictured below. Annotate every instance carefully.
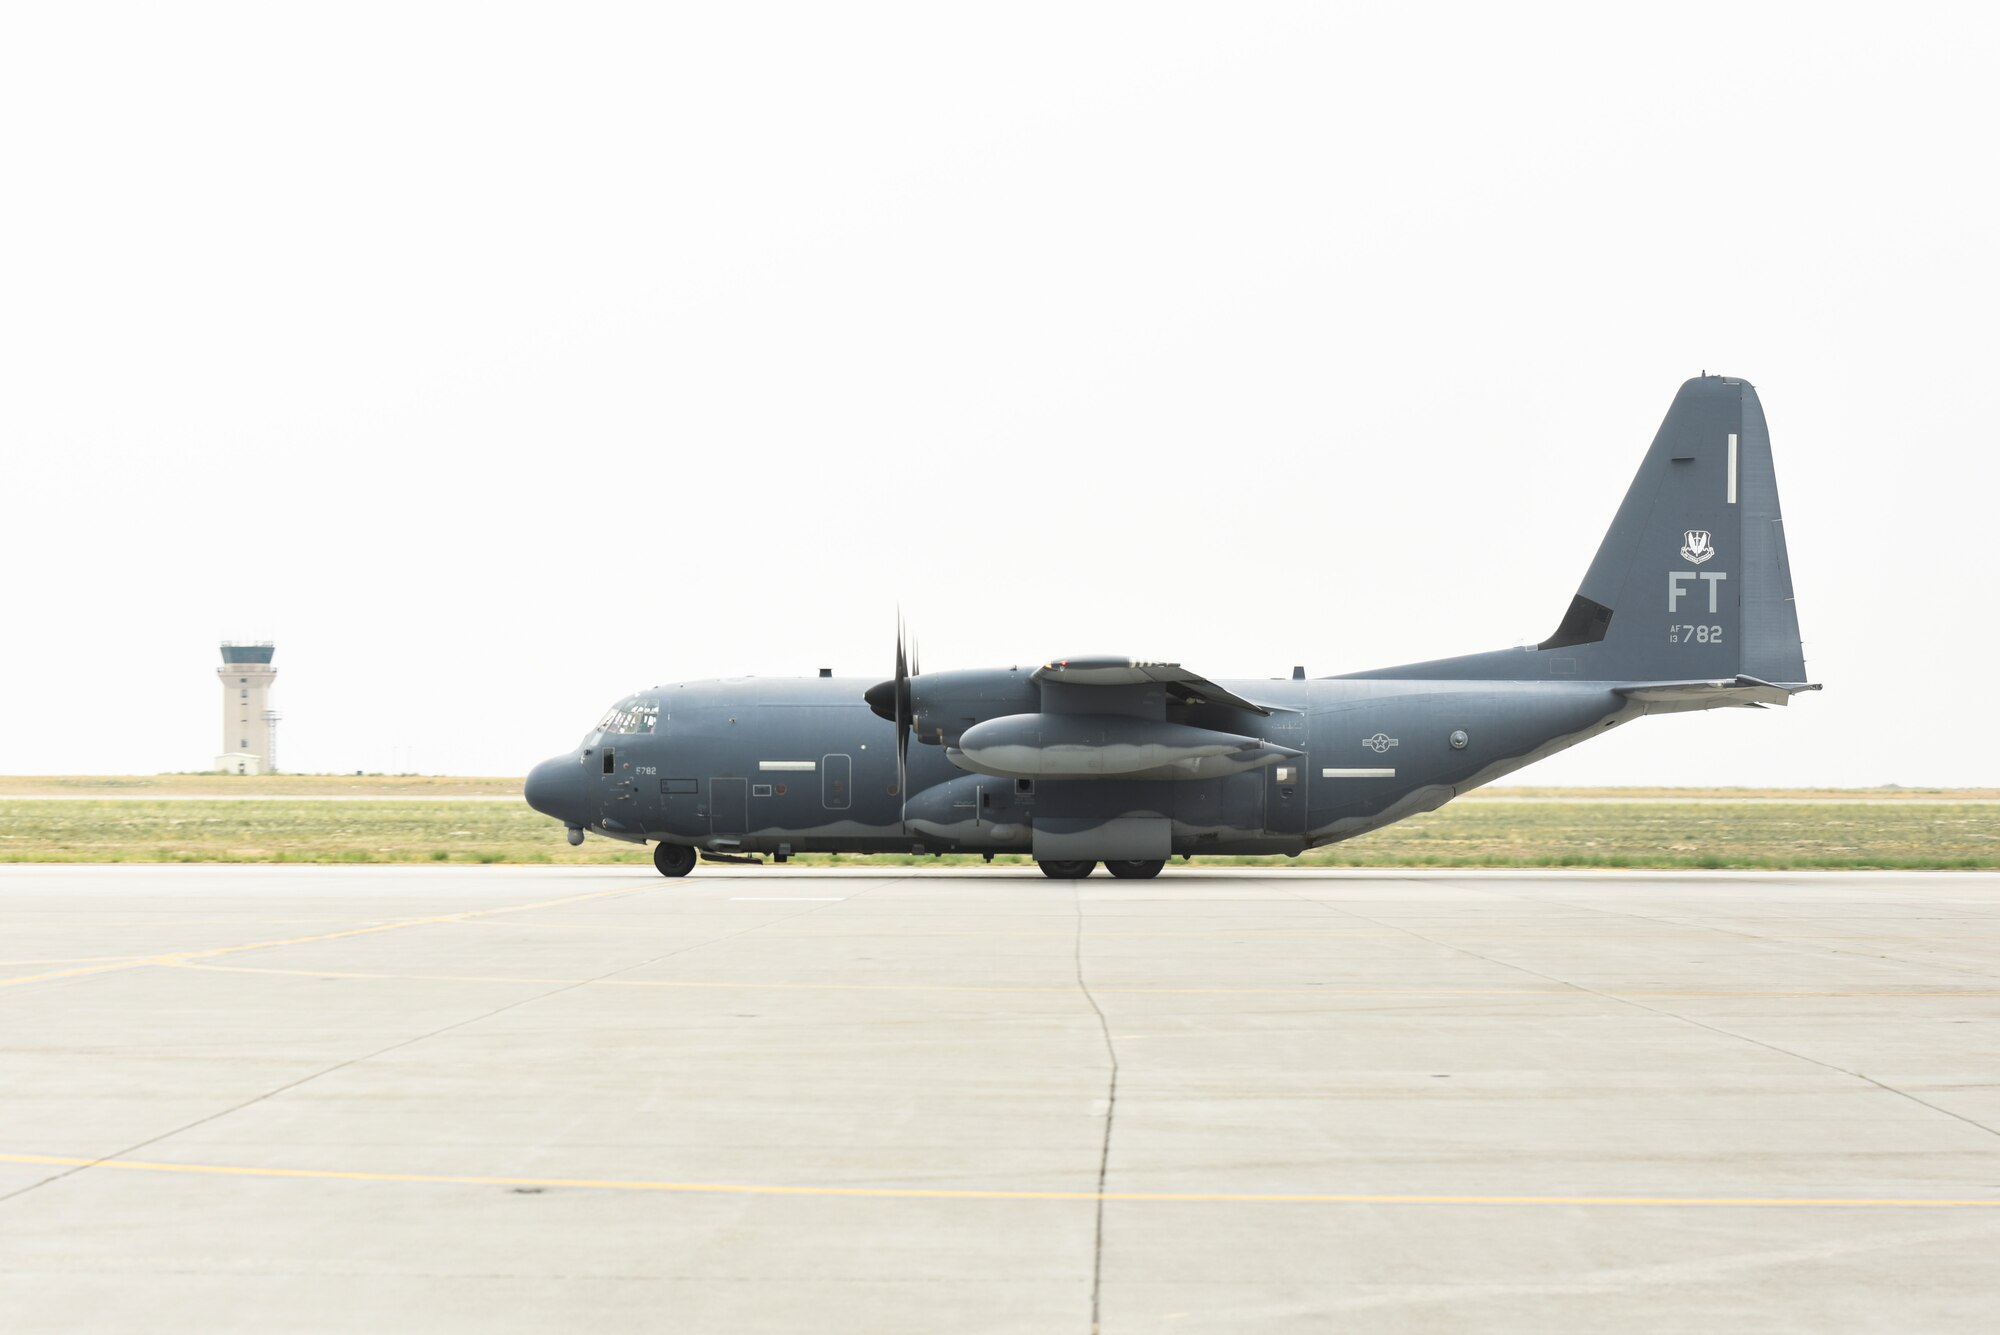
[1345,375,1811,686]
[1538,375,1806,683]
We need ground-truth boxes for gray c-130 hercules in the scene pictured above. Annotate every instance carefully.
[526,374,1818,879]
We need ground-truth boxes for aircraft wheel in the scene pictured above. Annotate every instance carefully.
[1036,859,1097,880]
[652,843,697,878]
[1105,859,1165,880]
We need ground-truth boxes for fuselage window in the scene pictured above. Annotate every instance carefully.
[602,749,615,775]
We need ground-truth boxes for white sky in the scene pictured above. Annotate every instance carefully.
[3,3,1995,785]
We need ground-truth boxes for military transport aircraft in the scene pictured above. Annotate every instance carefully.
[526,374,1816,879]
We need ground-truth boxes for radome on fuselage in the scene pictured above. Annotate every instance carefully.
[525,375,1817,879]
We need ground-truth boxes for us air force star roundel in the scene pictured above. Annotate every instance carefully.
[1681,529,1715,564]
[1362,734,1399,754]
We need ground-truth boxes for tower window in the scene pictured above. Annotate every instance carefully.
[240,689,248,700]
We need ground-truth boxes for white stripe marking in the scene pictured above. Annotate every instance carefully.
[731,897,847,902]
[1321,768,1396,778]
[1727,433,1738,504]
[758,761,817,772]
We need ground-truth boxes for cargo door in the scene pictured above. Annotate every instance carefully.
[1263,712,1309,836]
[709,777,749,835]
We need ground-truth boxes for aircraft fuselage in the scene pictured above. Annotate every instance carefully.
[526,672,1633,859]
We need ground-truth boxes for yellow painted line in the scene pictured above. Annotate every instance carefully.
[159,963,2000,1001]
[0,959,157,989]
[714,930,1419,940]
[0,886,644,991]
[1,1153,1993,1208]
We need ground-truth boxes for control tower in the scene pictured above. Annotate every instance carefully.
[217,642,277,775]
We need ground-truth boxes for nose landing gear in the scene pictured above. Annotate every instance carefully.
[652,842,697,878]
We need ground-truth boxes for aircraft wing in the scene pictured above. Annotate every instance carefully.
[1615,675,1823,710]
[1032,657,1272,715]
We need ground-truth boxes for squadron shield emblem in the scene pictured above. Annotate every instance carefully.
[1680,529,1715,565]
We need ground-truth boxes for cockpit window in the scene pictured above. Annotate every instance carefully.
[597,700,660,735]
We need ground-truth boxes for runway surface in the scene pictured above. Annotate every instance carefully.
[3,865,1998,1332]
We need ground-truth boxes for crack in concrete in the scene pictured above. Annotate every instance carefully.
[1073,884,1120,1335]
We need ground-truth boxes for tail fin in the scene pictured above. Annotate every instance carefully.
[1538,374,1807,684]
[1343,374,1811,688]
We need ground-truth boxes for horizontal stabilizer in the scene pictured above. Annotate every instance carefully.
[1615,675,1823,710]
[1034,657,1270,715]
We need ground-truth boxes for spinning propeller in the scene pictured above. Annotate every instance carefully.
[863,614,921,829]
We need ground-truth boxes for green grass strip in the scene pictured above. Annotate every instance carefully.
[1,799,1993,870]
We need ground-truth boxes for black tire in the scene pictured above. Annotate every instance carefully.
[1036,859,1097,880]
[1105,859,1166,880]
[652,842,697,878]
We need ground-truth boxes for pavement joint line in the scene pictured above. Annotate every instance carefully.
[0,885,646,990]
[1296,882,2000,1145]
[153,963,2000,999]
[1507,887,2000,990]
[0,884,877,1210]
[0,1153,1994,1208]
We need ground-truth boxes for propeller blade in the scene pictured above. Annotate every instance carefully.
[894,615,911,831]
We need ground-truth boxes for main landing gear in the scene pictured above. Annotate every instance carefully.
[656,848,1168,880]
[1037,859,1169,879]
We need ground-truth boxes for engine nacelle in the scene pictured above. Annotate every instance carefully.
[901,668,1040,746]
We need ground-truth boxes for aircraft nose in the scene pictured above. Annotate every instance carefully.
[524,756,587,823]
